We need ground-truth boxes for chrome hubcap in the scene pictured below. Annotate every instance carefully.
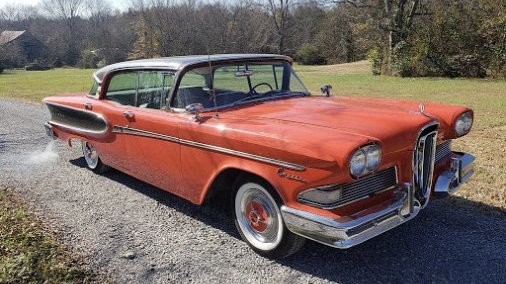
[235,183,283,251]
[82,141,99,169]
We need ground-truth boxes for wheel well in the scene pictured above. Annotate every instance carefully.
[204,168,275,206]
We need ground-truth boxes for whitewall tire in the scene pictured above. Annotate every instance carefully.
[232,175,305,258]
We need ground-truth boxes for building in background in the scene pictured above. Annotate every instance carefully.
[0,30,47,68]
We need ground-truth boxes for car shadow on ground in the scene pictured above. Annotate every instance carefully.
[70,157,506,283]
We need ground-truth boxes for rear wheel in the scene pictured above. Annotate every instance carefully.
[81,141,110,174]
[232,176,305,259]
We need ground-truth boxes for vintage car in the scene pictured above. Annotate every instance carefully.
[43,54,475,258]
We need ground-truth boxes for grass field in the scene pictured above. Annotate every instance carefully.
[1,62,504,211]
[0,188,98,283]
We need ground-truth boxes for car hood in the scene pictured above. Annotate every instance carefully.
[219,96,436,154]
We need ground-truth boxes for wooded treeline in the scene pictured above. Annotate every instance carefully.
[0,0,505,78]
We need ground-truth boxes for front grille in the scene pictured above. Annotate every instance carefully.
[339,167,397,206]
[305,167,397,208]
[413,123,439,205]
[435,140,452,163]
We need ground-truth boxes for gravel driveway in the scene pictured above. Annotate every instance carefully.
[0,98,505,283]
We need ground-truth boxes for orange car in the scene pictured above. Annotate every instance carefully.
[43,54,474,258]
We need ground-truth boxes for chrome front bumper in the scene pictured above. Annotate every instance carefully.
[434,152,475,197]
[281,151,475,249]
[281,184,421,249]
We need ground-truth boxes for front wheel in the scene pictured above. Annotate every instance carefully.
[81,141,110,174]
[232,176,305,259]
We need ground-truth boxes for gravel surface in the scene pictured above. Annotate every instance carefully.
[1,98,505,283]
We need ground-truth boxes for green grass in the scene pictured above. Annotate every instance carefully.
[0,68,94,102]
[0,188,99,283]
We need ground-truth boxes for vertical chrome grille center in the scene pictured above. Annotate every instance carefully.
[413,122,439,208]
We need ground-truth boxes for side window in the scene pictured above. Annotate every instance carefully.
[173,69,212,109]
[105,72,137,106]
[137,71,163,109]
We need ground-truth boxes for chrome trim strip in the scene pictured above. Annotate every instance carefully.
[112,126,305,171]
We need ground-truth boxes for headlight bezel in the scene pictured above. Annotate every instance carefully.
[349,144,382,178]
[454,111,473,137]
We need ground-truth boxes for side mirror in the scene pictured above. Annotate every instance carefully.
[185,103,204,121]
[321,85,333,97]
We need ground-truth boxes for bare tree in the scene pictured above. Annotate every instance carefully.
[332,0,426,47]
[42,0,85,64]
[265,0,294,54]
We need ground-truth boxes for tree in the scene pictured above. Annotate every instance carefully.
[266,0,294,54]
[480,0,506,79]
[316,6,356,63]
[332,0,429,73]
[42,0,85,65]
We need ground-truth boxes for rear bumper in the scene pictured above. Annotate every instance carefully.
[281,151,475,249]
[281,184,421,249]
[44,122,56,139]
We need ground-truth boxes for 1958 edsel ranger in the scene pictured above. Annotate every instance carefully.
[43,54,475,258]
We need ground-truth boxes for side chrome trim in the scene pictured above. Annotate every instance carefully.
[112,126,306,171]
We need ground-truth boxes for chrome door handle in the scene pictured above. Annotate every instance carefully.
[123,111,135,118]
[83,102,93,110]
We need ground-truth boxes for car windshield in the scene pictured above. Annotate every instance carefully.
[173,62,309,110]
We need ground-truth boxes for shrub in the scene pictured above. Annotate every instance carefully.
[25,60,51,71]
[77,50,100,69]
[391,41,428,77]
[447,54,486,78]
[296,44,326,65]
[367,48,383,75]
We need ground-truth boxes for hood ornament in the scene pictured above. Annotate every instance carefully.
[418,103,434,119]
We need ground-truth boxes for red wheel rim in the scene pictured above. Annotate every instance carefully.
[245,200,268,232]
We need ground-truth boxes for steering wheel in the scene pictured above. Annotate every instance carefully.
[251,82,274,94]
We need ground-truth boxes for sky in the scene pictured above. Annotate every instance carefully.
[0,0,131,11]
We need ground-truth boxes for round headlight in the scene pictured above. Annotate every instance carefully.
[350,144,382,178]
[455,112,473,137]
[365,145,381,172]
[350,149,366,177]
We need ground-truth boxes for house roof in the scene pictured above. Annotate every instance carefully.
[93,54,292,83]
[0,30,26,45]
